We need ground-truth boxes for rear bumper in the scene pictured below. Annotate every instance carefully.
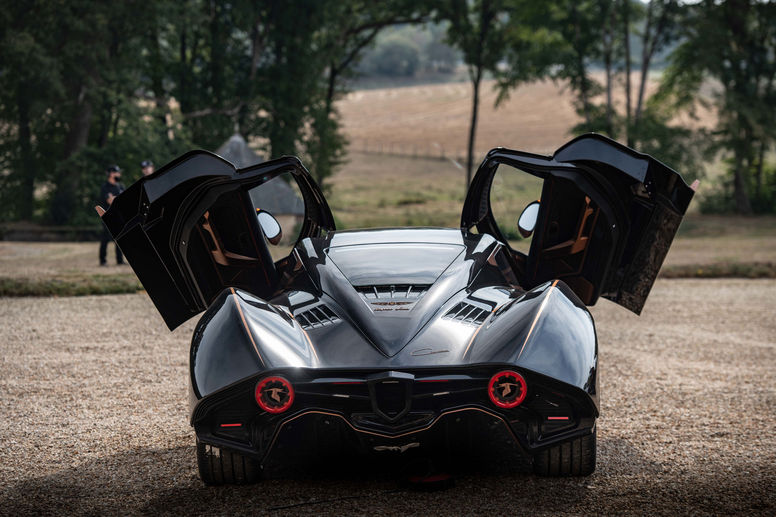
[191,365,597,463]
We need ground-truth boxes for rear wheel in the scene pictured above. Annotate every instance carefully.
[533,428,596,477]
[196,438,261,485]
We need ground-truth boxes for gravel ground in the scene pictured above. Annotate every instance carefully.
[0,279,774,516]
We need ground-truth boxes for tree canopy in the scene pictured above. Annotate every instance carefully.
[1,0,774,225]
[0,0,431,223]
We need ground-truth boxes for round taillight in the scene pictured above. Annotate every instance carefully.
[255,376,294,414]
[487,370,527,409]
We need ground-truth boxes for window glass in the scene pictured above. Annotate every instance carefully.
[248,172,305,262]
[489,163,544,255]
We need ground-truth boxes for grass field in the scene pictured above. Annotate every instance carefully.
[1,151,775,295]
[331,75,720,231]
[1,208,774,297]
[339,78,583,156]
[337,76,715,158]
[330,151,776,263]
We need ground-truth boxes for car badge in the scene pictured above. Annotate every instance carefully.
[488,371,527,408]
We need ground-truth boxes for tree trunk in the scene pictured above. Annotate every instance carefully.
[602,3,615,136]
[755,139,765,200]
[577,54,591,126]
[312,64,339,188]
[149,29,168,129]
[209,1,225,108]
[17,86,34,220]
[570,3,591,127]
[179,29,188,112]
[623,0,632,147]
[604,38,613,136]
[733,150,753,215]
[466,66,482,189]
[51,85,93,224]
[634,60,650,131]
[634,1,654,129]
[64,88,93,159]
[96,100,113,148]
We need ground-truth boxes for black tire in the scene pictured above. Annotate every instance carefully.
[196,438,262,485]
[533,428,596,477]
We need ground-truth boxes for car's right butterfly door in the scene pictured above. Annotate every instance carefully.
[461,134,696,314]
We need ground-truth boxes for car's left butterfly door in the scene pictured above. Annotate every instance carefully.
[100,151,335,330]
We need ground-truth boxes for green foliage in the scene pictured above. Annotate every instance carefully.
[497,0,706,182]
[0,0,193,224]
[0,0,435,225]
[302,0,434,185]
[424,24,461,73]
[659,0,776,214]
[365,36,421,76]
[440,0,520,185]
[358,23,461,78]
[442,0,509,77]
[628,99,708,182]
[7,0,771,226]
[700,159,776,215]
[302,100,349,193]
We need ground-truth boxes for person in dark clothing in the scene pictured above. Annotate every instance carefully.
[99,165,125,266]
[140,159,154,176]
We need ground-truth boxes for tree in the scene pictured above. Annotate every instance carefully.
[498,0,623,138]
[424,25,460,73]
[627,0,682,146]
[495,0,703,181]
[550,0,606,130]
[0,0,62,220]
[0,0,195,225]
[497,1,618,136]
[442,0,508,189]
[622,0,633,145]
[661,0,776,214]
[298,1,432,188]
[0,0,175,224]
[370,36,421,76]
[0,0,440,224]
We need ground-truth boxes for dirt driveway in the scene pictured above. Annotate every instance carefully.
[0,279,774,515]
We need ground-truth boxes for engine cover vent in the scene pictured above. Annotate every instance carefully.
[355,284,431,313]
[444,301,490,326]
[295,304,339,330]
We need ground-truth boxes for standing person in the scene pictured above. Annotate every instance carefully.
[140,159,154,176]
[99,165,125,266]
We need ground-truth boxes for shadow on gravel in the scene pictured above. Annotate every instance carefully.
[1,438,773,515]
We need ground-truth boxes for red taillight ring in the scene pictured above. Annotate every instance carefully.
[487,370,527,409]
[255,376,294,414]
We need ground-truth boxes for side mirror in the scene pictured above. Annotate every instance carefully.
[517,201,540,238]
[256,209,282,245]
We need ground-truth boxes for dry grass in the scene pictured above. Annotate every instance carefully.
[340,79,578,158]
[330,151,543,233]
[330,152,776,270]
[667,217,776,268]
[0,273,142,297]
[0,279,773,514]
[0,241,110,279]
[329,153,471,229]
[2,211,775,296]
[337,75,716,158]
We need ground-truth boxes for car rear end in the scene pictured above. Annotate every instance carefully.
[191,365,598,475]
